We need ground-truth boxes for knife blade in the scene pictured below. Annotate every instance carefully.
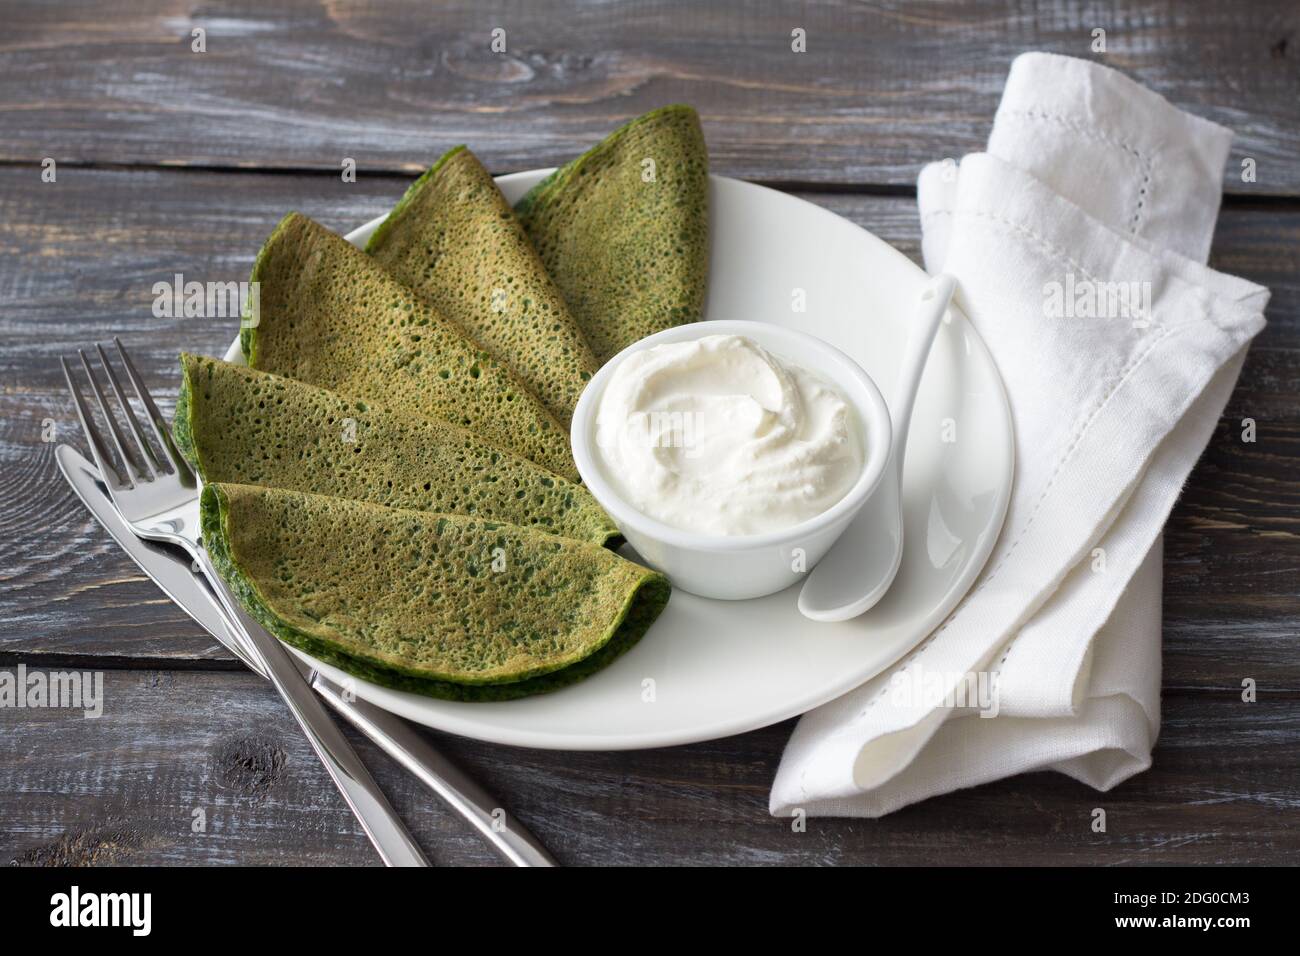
[56,444,557,867]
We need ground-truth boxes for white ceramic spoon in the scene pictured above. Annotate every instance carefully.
[798,273,958,622]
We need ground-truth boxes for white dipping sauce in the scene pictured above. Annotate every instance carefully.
[594,334,863,535]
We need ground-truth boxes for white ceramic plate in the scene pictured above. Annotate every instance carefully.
[225,170,1013,750]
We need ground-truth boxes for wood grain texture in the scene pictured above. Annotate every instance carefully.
[1,669,1296,866]
[1,0,1297,193]
[2,3,1299,863]
[3,167,1298,691]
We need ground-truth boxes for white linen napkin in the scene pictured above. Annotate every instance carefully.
[770,53,1270,817]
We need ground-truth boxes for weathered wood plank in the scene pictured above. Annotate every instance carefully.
[2,167,1298,683]
[2,1,1295,868]
[1,0,1296,194]
[1,669,1296,865]
[3,172,1296,389]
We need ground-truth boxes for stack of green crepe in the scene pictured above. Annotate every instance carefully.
[189,106,720,701]
[202,484,670,701]
[242,212,577,480]
[173,354,619,545]
[366,146,599,425]
[515,104,710,363]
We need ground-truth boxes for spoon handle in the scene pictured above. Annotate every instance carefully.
[796,274,958,623]
[890,274,957,476]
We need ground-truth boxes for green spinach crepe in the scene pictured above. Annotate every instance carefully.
[514,104,710,364]
[366,146,599,425]
[241,212,577,480]
[201,484,670,701]
[173,354,618,545]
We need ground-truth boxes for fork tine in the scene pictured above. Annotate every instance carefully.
[61,356,127,488]
[95,342,164,476]
[79,348,148,482]
[113,337,194,482]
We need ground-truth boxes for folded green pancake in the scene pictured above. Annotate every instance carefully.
[201,484,670,701]
[366,146,599,425]
[514,104,710,364]
[173,354,618,545]
[241,212,577,480]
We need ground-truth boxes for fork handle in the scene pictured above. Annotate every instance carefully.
[192,549,430,867]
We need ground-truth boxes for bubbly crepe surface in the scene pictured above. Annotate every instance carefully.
[173,354,618,545]
[201,484,670,700]
[366,146,599,425]
[242,212,576,479]
[515,104,710,364]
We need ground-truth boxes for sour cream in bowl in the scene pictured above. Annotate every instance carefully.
[572,321,892,600]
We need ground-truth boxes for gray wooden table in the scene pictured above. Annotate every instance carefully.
[2,1,1298,866]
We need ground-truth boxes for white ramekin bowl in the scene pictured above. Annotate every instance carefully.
[571,320,893,600]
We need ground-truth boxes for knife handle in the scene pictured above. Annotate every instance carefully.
[311,679,558,867]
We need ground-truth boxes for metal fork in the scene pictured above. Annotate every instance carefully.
[62,338,429,867]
